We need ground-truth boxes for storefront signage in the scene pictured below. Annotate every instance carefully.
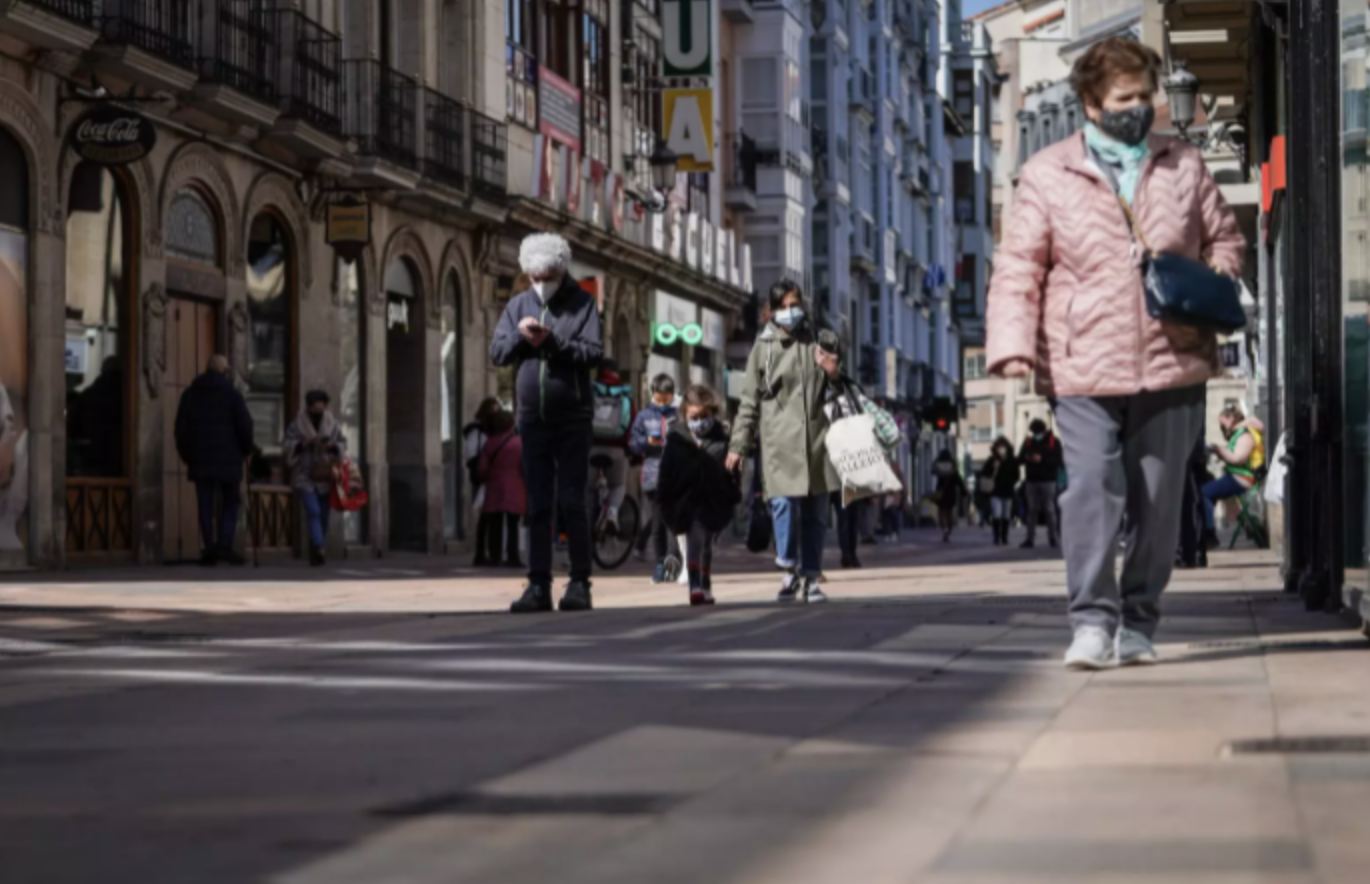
[67,106,156,166]
[664,89,715,173]
[663,0,713,77]
[701,308,725,351]
[538,68,582,152]
[655,322,704,346]
[325,196,371,265]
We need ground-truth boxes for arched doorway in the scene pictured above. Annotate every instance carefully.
[64,162,135,558]
[384,256,426,550]
[338,257,367,545]
[0,127,30,556]
[245,213,297,553]
[440,270,462,540]
[162,186,225,562]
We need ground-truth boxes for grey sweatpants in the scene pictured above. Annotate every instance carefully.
[1053,385,1205,638]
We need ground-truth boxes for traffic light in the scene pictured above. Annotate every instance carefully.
[928,397,957,432]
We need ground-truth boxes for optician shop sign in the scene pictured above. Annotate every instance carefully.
[67,107,157,166]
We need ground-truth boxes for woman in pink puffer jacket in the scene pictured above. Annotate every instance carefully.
[987,38,1245,671]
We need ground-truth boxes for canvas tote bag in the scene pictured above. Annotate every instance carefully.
[826,413,903,506]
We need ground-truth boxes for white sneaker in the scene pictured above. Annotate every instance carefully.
[1117,627,1160,666]
[1064,626,1116,670]
[605,506,619,534]
[677,568,689,586]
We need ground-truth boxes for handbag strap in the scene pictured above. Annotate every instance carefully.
[1115,195,1153,256]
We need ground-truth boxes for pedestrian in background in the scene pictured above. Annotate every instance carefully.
[629,373,682,582]
[477,408,524,568]
[728,280,839,604]
[174,354,255,567]
[490,233,604,614]
[1202,405,1265,549]
[986,37,1244,669]
[881,460,906,542]
[986,437,1019,546]
[284,390,346,567]
[1018,418,1063,549]
[656,385,737,606]
[466,396,502,567]
[933,450,968,543]
[819,337,873,570]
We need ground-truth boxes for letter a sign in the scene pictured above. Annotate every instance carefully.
[663,0,712,77]
[664,89,715,172]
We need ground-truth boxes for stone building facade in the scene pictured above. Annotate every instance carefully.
[0,0,753,571]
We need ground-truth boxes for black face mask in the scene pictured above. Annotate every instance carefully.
[1097,104,1155,147]
[309,411,324,428]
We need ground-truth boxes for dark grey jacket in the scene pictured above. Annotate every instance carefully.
[489,278,603,425]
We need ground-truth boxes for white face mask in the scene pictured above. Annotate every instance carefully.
[531,275,562,302]
[774,307,804,330]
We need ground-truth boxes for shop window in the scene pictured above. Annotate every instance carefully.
[64,165,130,481]
[441,271,462,541]
[0,127,30,555]
[246,214,294,472]
[337,257,366,544]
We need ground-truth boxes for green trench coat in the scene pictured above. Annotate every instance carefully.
[729,323,835,499]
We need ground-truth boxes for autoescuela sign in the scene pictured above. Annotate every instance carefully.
[67,107,157,166]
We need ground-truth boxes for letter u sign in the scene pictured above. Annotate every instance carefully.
[663,0,712,77]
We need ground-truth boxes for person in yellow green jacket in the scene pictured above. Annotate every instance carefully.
[1202,405,1265,548]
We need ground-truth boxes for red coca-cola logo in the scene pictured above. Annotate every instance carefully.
[68,107,156,166]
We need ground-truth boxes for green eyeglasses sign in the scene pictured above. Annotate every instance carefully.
[654,322,704,346]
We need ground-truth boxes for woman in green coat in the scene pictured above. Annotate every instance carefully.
[727,281,840,603]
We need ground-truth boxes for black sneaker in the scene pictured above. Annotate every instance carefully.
[309,546,326,567]
[217,547,246,567]
[777,573,802,603]
[803,577,829,604]
[510,583,553,614]
[558,580,593,612]
[199,549,218,567]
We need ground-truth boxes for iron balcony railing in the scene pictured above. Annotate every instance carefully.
[27,0,95,26]
[203,0,277,103]
[99,0,198,70]
[424,88,467,189]
[469,108,508,199]
[724,132,758,192]
[274,8,341,135]
[342,59,420,171]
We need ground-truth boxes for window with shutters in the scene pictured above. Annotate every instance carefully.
[505,0,539,128]
[580,0,609,164]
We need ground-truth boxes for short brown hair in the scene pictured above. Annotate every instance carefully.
[683,384,722,417]
[1069,37,1162,108]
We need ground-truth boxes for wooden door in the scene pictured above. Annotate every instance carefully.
[162,298,218,561]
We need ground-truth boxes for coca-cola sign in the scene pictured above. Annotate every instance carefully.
[68,107,156,166]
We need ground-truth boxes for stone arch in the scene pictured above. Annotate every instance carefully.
[243,172,314,292]
[58,149,158,259]
[0,78,60,235]
[435,237,476,327]
[379,225,435,320]
[159,142,243,276]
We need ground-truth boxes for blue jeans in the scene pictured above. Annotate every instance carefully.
[772,494,827,579]
[299,489,331,548]
[1201,474,1249,531]
[195,481,241,552]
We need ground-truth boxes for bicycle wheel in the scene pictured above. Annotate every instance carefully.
[593,496,640,570]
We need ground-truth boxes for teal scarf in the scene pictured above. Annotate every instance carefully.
[1084,122,1149,205]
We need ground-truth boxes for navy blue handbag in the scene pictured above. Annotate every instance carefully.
[1120,197,1246,335]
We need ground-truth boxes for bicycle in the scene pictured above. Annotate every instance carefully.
[589,453,641,570]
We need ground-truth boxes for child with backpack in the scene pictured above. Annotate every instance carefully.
[656,385,740,606]
[628,373,682,582]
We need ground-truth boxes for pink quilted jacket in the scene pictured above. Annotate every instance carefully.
[987,132,1245,398]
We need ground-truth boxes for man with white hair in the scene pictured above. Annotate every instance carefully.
[491,232,604,613]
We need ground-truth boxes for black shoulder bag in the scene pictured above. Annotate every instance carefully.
[1117,196,1246,335]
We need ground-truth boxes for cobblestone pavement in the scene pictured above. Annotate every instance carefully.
[2,528,1369,883]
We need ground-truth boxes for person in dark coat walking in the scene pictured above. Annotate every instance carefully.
[986,437,1020,546]
[490,233,604,614]
[933,450,968,543]
[1018,418,1064,549]
[174,354,255,565]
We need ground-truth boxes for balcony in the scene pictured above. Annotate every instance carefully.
[94,0,200,93]
[469,109,509,201]
[723,132,759,213]
[721,0,756,23]
[268,8,343,158]
[0,0,97,51]
[342,60,421,187]
[193,1,280,129]
[850,217,877,274]
[849,66,875,118]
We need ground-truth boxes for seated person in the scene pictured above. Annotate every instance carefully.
[1202,405,1265,547]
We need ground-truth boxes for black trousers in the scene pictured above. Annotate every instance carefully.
[834,493,861,559]
[481,512,521,564]
[521,420,592,584]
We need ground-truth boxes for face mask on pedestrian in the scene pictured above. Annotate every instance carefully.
[688,417,714,436]
[309,407,325,427]
[531,274,563,302]
[1096,104,1154,147]
[773,307,804,330]
[1034,432,1046,442]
